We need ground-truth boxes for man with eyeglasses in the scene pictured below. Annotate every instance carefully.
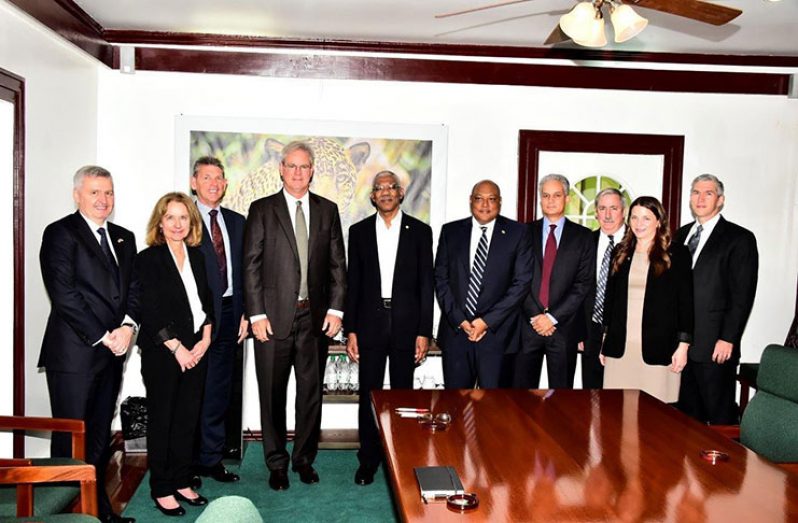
[344,170,433,486]
[434,180,533,388]
[243,141,347,490]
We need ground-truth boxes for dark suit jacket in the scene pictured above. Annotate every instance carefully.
[243,191,347,338]
[434,215,533,353]
[602,244,694,366]
[344,213,433,349]
[522,218,595,338]
[39,211,140,372]
[674,216,758,362]
[135,244,213,351]
[198,206,246,340]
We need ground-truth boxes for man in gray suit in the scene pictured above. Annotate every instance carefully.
[243,141,347,490]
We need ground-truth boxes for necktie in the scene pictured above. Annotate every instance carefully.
[295,201,309,299]
[209,209,227,288]
[539,224,558,309]
[465,226,488,318]
[687,224,703,257]
[592,234,614,324]
[97,227,120,287]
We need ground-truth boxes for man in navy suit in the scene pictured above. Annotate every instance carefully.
[191,157,247,482]
[39,166,139,523]
[434,180,533,389]
[513,174,594,389]
[345,170,433,486]
[676,174,758,424]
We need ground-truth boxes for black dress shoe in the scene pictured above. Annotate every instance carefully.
[102,514,136,523]
[295,464,319,484]
[175,490,209,506]
[189,474,203,489]
[354,464,377,486]
[201,462,240,482]
[269,468,290,491]
[151,495,186,517]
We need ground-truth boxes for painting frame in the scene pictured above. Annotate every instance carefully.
[517,130,685,232]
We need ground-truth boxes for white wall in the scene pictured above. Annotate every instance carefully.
[92,68,798,431]
[0,1,100,455]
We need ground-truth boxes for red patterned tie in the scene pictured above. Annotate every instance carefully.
[538,224,558,309]
[209,209,227,288]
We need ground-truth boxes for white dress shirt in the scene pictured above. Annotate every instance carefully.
[195,200,233,297]
[596,225,625,282]
[376,211,402,298]
[168,242,206,334]
[469,217,496,271]
[684,213,721,267]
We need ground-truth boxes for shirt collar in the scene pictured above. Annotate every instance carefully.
[79,211,108,234]
[195,199,220,217]
[282,188,310,209]
[543,216,565,229]
[471,216,496,234]
[377,210,403,229]
[602,224,625,241]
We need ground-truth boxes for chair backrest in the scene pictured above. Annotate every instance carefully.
[740,344,798,462]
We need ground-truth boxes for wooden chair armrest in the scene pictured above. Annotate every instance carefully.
[0,416,86,460]
[0,458,32,467]
[708,424,740,440]
[0,464,98,517]
[0,416,85,434]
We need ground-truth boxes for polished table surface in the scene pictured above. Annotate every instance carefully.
[373,389,798,522]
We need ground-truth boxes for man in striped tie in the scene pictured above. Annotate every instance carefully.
[579,188,626,389]
[434,180,533,389]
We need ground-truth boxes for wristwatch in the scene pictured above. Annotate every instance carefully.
[122,322,139,335]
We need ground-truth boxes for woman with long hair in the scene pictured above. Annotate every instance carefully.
[600,196,693,403]
[136,192,214,516]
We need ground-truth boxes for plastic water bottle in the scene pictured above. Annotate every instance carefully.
[347,357,359,392]
[323,355,336,394]
[335,355,347,394]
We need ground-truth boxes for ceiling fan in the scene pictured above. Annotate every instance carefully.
[435,0,742,48]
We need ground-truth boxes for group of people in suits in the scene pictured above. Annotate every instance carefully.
[38,140,759,519]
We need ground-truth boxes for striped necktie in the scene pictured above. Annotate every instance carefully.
[592,234,614,324]
[465,226,488,318]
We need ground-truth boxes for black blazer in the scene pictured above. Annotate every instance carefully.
[344,213,434,349]
[434,215,533,353]
[523,218,595,335]
[243,191,347,338]
[601,243,694,366]
[39,211,140,372]
[674,216,758,362]
[198,206,246,340]
[135,244,214,351]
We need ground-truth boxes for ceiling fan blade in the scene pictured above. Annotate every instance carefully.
[629,0,742,26]
[435,0,537,19]
[544,24,571,45]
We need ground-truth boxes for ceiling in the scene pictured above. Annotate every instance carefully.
[70,0,798,57]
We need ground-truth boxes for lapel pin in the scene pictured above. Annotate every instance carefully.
[117,238,124,243]
[405,225,409,229]
[501,229,506,234]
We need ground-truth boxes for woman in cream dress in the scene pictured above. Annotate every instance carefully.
[600,196,693,403]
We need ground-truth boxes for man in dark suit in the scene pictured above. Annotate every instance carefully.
[676,174,758,425]
[191,157,247,483]
[39,165,139,523]
[580,188,626,389]
[434,180,533,389]
[513,174,594,389]
[243,141,347,490]
[345,170,433,486]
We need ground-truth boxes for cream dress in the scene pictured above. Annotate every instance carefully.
[604,251,681,403]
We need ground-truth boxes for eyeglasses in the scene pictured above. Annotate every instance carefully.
[283,163,312,172]
[373,183,401,192]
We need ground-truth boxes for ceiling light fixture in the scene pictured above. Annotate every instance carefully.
[560,1,648,48]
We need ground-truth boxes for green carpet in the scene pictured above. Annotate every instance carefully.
[123,443,398,522]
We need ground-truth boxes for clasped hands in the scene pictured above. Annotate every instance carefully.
[170,338,210,373]
[102,325,134,356]
[460,318,488,342]
[530,314,556,336]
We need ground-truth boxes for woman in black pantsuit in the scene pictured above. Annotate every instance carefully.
[136,192,213,516]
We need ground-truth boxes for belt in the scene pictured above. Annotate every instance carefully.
[381,298,392,309]
[297,299,310,310]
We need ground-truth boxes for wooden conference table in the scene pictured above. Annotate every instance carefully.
[373,389,798,522]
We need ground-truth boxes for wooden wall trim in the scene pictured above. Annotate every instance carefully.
[6,0,112,67]
[105,30,798,69]
[517,130,684,232]
[128,47,789,96]
[0,67,26,457]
